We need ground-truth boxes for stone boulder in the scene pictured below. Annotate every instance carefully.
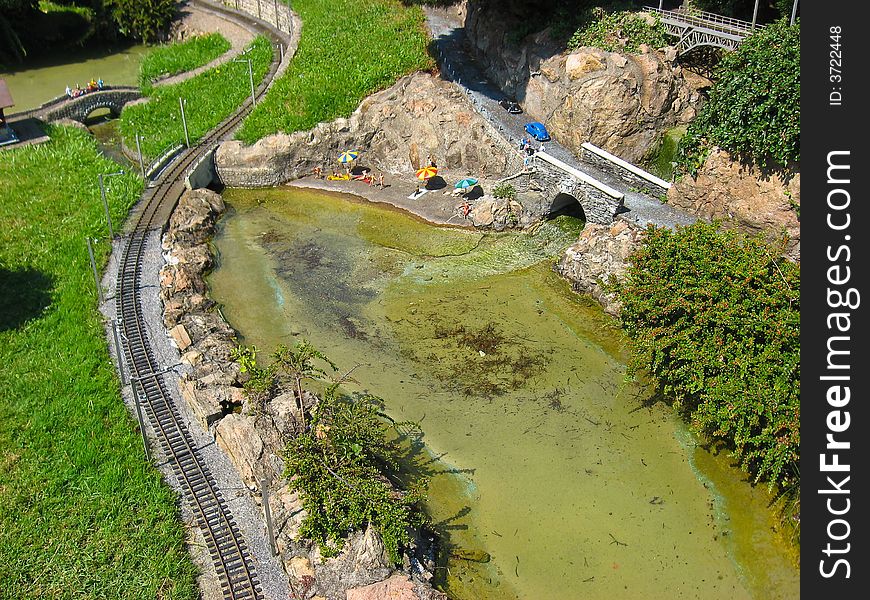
[463,1,701,162]
[468,196,523,230]
[667,148,800,261]
[215,72,511,187]
[555,220,645,315]
[309,524,395,599]
[346,574,417,600]
[215,413,265,488]
[163,188,225,247]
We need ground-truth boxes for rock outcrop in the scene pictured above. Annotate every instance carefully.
[160,187,442,600]
[555,220,645,316]
[462,0,702,162]
[667,148,800,262]
[216,72,512,187]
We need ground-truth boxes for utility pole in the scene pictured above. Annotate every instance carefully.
[751,0,760,30]
[98,171,124,239]
[790,0,799,25]
[86,237,104,304]
[179,97,190,147]
[135,133,145,179]
[234,57,256,107]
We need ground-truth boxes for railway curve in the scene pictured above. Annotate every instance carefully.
[113,1,289,598]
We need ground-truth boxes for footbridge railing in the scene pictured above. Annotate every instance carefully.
[645,6,762,54]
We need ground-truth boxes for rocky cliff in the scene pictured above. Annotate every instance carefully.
[667,148,801,262]
[462,0,702,163]
[555,220,645,316]
[216,72,512,187]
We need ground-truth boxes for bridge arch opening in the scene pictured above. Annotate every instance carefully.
[83,106,115,125]
[547,192,585,222]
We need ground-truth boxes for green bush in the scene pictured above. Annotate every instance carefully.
[283,386,427,563]
[139,32,231,93]
[492,183,516,201]
[613,221,799,489]
[676,19,800,175]
[568,8,669,53]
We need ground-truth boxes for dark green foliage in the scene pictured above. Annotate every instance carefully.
[107,0,175,42]
[568,8,670,52]
[283,386,427,563]
[613,221,799,489]
[676,19,799,175]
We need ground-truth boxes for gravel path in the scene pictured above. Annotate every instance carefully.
[423,6,698,230]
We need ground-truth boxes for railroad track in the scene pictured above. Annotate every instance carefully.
[113,2,287,598]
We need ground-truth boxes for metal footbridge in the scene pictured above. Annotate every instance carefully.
[645,5,762,55]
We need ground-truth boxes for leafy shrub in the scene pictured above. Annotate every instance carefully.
[568,8,669,53]
[613,221,800,489]
[492,183,516,201]
[676,19,800,175]
[283,386,426,563]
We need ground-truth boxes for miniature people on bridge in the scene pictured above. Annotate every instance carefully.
[97,78,104,90]
[65,85,72,97]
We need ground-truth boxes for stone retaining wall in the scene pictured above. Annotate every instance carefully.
[217,0,292,33]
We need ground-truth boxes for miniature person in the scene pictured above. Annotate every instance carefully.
[65,85,72,97]
[97,78,104,89]
[378,172,385,189]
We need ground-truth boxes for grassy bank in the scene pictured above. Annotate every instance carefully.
[139,32,232,93]
[0,126,198,599]
[236,0,433,143]
[119,35,273,161]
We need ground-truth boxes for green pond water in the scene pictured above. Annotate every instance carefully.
[0,44,149,112]
[207,186,800,600]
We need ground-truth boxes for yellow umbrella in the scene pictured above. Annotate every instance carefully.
[415,166,438,180]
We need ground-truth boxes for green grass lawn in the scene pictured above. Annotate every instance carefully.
[119,35,273,161]
[139,32,232,94]
[0,125,198,599]
[236,0,434,143]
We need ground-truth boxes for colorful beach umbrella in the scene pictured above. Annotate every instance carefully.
[338,150,359,164]
[455,177,478,189]
[415,166,438,180]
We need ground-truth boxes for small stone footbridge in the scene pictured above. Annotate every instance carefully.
[17,86,142,123]
[645,5,762,55]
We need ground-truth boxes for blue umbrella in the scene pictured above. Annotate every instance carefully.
[455,177,478,189]
[338,150,359,164]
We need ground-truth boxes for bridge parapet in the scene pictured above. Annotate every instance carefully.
[581,142,670,197]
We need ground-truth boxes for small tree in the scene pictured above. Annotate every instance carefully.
[283,386,426,562]
[271,340,338,432]
[230,345,276,411]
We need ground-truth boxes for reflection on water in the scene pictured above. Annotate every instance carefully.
[0,44,149,112]
[208,186,799,600]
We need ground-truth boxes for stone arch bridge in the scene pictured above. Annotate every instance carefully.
[502,151,625,225]
[20,86,142,123]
